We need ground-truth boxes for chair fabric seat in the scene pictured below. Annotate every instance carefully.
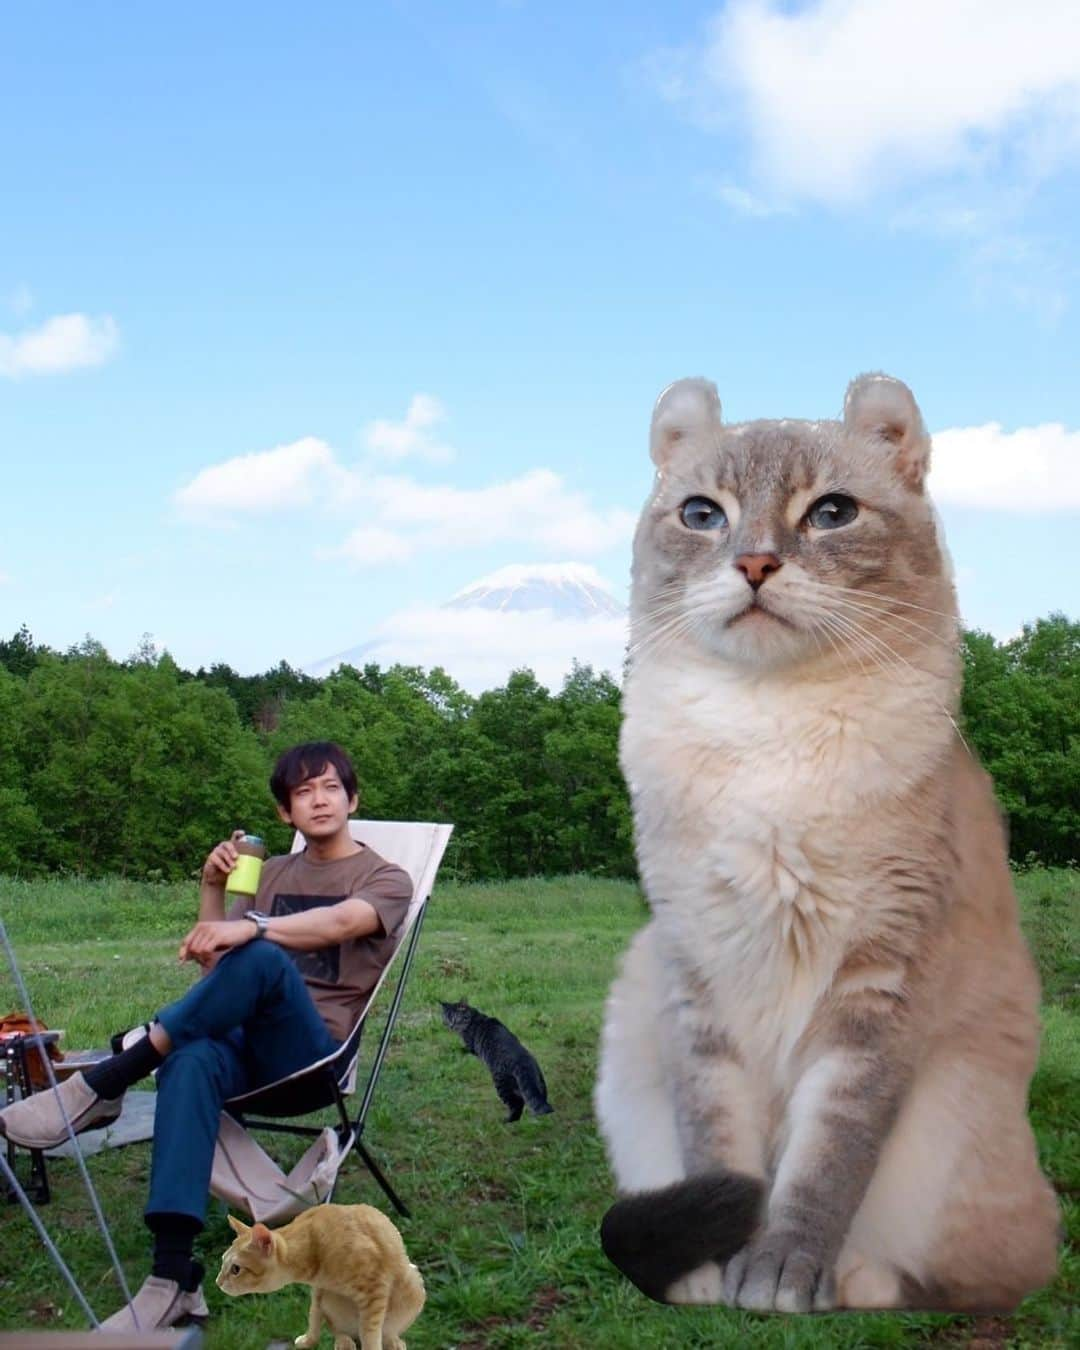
[225,1020,363,1118]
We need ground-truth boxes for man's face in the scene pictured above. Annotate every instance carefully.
[277,765,357,840]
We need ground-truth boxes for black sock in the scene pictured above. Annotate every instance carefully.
[83,1033,164,1099]
[148,1213,204,1288]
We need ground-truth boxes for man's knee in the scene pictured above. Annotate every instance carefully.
[157,1037,235,1093]
[220,938,290,975]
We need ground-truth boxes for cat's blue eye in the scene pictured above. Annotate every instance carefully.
[807,493,858,530]
[680,496,727,531]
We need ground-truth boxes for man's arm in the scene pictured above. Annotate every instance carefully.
[198,879,227,923]
[197,830,248,922]
[257,897,384,949]
[178,896,382,965]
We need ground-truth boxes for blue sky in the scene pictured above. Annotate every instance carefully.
[2,1,1078,688]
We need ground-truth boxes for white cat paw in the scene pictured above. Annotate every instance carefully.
[294,1337,318,1349]
[332,1337,357,1350]
[724,1235,834,1313]
[837,1260,901,1309]
[665,1259,726,1304]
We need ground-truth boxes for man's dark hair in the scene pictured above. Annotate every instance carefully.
[270,741,359,808]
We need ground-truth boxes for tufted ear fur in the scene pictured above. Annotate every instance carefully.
[843,372,931,491]
[650,377,722,467]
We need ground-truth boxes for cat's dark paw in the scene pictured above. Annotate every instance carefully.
[600,1171,764,1304]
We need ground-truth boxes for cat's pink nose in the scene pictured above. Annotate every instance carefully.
[735,553,782,590]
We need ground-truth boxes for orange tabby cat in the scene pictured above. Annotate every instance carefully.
[217,1205,425,1350]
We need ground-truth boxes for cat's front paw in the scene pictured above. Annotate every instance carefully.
[332,1337,357,1350]
[723,1233,835,1313]
[294,1337,318,1349]
[665,1259,726,1305]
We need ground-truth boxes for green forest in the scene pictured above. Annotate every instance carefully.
[0,615,1076,883]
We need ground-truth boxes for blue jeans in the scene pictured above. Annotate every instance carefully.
[147,940,339,1223]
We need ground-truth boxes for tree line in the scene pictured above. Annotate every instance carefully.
[0,615,1076,883]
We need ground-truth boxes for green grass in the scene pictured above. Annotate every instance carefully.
[0,871,1077,1349]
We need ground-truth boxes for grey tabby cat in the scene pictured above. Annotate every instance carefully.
[594,374,1061,1313]
[441,999,554,1122]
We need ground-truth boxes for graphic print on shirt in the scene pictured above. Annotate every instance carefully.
[269,893,344,984]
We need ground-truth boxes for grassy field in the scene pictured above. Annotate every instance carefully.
[0,870,1076,1349]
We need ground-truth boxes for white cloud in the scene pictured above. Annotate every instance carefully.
[174,437,343,514]
[656,1,1080,205]
[0,313,119,378]
[929,421,1080,511]
[177,399,637,563]
[335,527,416,566]
[364,393,455,463]
[699,178,792,218]
[359,605,629,694]
[338,468,636,564]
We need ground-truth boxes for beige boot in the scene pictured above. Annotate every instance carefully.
[98,1275,209,1333]
[0,1072,123,1150]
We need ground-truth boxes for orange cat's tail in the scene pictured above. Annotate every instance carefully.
[388,1259,426,1336]
[600,1170,763,1304]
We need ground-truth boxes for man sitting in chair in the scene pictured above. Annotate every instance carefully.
[0,740,412,1333]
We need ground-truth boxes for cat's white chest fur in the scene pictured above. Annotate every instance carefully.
[621,654,948,1073]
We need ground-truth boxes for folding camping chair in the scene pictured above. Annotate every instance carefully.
[208,819,452,1226]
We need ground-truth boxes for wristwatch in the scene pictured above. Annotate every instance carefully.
[244,910,270,939]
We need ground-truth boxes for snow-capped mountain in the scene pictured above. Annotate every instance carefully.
[444,562,626,619]
[306,638,379,677]
[305,563,628,688]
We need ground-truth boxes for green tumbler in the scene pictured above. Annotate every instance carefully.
[225,834,267,898]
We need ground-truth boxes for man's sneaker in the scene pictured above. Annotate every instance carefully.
[98,1275,209,1333]
[0,1072,123,1150]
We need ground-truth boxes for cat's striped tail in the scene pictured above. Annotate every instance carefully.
[600,1170,763,1303]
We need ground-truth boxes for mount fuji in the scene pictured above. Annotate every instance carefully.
[306,562,628,688]
[443,562,626,620]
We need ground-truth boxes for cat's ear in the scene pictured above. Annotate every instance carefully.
[227,1214,250,1236]
[650,378,721,467]
[250,1222,274,1256]
[843,373,930,491]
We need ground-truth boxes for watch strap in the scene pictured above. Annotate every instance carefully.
[244,909,269,938]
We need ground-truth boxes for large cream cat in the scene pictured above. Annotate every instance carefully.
[217,1205,425,1349]
[594,374,1061,1313]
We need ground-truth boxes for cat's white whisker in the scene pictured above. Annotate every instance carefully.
[825,611,971,752]
[822,596,957,655]
[825,610,927,684]
[822,585,962,624]
[628,610,705,663]
[815,615,874,680]
[628,598,717,662]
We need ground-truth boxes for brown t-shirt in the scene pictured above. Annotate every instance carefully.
[226,845,413,1043]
